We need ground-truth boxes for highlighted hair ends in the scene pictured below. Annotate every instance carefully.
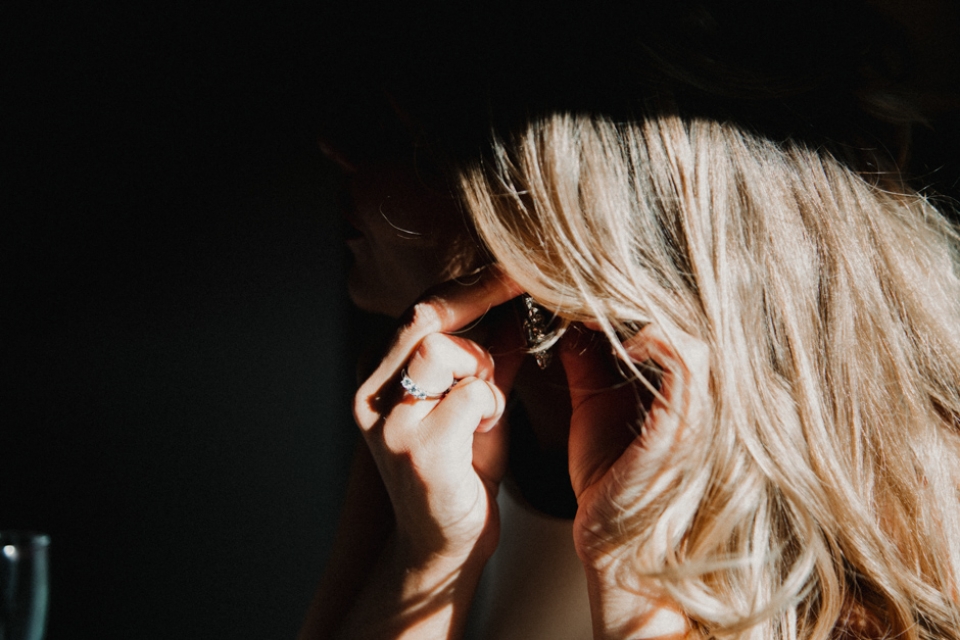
[462,113,960,639]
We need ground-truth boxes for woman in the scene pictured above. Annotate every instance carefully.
[303,4,960,638]
[309,115,960,638]
[305,105,596,639]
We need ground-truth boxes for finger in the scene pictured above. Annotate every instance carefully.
[558,326,628,408]
[386,334,496,428]
[405,333,496,396]
[569,325,710,511]
[419,377,508,486]
[379,265,523,381]
[424,377,506,440]
[355,266,523,428]
[559,327,645,496]
[621,325,710,458]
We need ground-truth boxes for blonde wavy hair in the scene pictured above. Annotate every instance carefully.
[460,113,960,639]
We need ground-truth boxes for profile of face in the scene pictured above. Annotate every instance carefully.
[328,141,576,462]
[333,156,480,318]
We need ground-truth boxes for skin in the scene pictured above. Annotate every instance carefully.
[340,159,476,318]
[304,6,960,629]
[338,267,700,638]
[303,151,704,638]
[331,147,574,449]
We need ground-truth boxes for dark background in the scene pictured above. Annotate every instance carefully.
[5,4,370,639]
[4,3,959,639]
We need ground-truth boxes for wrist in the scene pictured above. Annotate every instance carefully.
[583,565,694,639]
[390,531,490,591]
[393,498,500,571]
[335,534,491,640]
[393,518,497,570]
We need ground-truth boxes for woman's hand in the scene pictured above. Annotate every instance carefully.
[354,267,524,562]
[337,267,524,639]
[561,323,711,638]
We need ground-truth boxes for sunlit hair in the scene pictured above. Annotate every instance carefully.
[461,113,960,639]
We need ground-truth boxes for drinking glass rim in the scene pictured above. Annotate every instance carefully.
[0,531,51,547]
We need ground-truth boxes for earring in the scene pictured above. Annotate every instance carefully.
[522,294,555,370]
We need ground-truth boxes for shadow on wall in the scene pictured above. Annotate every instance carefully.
[4,5,360,638]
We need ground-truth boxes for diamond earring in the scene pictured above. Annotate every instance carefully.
[521,294,556,369]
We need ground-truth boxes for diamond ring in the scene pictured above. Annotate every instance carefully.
[399,368,450,401]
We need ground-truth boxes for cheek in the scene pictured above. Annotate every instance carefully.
[348,229,477,317]
[361,196,478,276]
[344,165,485,312]
[349,167,440,234]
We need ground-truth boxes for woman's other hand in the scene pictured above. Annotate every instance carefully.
[561,323,710,639]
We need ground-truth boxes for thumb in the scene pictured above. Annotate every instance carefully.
[612,324,710,479]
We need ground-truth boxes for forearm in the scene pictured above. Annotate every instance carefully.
[333,534,488,640]
[584,568,695,640]
[299,440,392,640]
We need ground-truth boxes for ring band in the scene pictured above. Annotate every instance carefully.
[399,368,449,400]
